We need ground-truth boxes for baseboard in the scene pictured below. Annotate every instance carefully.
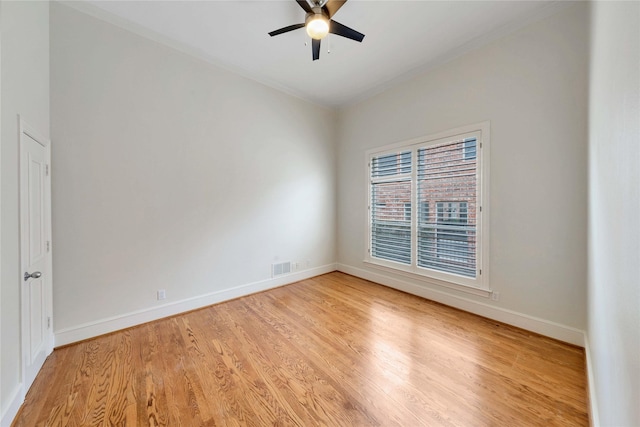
[338,263,585,347]
[583,333,600,427]
[55,264,337,346]
[1,383,23,427]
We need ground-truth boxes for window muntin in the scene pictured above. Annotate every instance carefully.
[367,126,487,291]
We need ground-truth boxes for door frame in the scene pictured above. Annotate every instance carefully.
[18,116,53,398]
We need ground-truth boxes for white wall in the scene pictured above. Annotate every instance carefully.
[1,1,636,425]
[50,3,336,341]
[336,4,589,339]
[587,2,640,426]
[0,1,49,424]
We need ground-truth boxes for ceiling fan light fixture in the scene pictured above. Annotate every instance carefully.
[268,0,364,61]
[305,13,329,39]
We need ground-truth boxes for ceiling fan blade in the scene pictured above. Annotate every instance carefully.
[329,20,365,42]
[268,23,305,37]
[296,0,313,13]
[322,0,347,19]
[312,38,321,61]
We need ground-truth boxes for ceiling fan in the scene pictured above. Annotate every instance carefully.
[268,0,365,61]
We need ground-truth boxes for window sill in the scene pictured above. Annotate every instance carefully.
[363,259,492,298]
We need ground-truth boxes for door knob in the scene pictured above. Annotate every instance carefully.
[24,271,42,281]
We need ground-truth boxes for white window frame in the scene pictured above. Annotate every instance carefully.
[365,122,491,296]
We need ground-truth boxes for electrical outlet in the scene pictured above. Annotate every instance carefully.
[157,289,166,300]
[491,291,500,301]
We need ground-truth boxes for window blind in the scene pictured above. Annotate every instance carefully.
[417,139,477,277]
[370,151,412,265]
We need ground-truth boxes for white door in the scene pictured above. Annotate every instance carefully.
[19,118,53,392]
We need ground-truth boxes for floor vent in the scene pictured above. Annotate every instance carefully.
[272,261,291,278]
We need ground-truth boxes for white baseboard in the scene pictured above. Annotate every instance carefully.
[55,264,337,347]
[583,334,600,427]
[1,383,24,427]
[338,263,585,347]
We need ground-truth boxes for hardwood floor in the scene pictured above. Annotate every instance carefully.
[13,272,589,426]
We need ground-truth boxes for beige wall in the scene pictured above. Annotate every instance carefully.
[336,4,589,332]
[50,3,336,334]
[588,1,640,425]
[0,1,49,422]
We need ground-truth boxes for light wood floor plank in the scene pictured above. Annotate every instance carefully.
[12,272,588,426]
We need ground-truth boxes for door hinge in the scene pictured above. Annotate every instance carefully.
[480,142,483,149]
[45,164,49,176]
[46,241,50,252]
[479,206,482,213]
[47,317,51,329]
[479,269,482,275]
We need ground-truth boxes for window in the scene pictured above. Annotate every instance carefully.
[367,123,489,292]
[434,201,470,267]
[404,203,412,221]
[419,202,429,223]
[463,138,477,161]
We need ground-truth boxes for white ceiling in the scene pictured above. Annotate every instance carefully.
[76,0,566,107]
